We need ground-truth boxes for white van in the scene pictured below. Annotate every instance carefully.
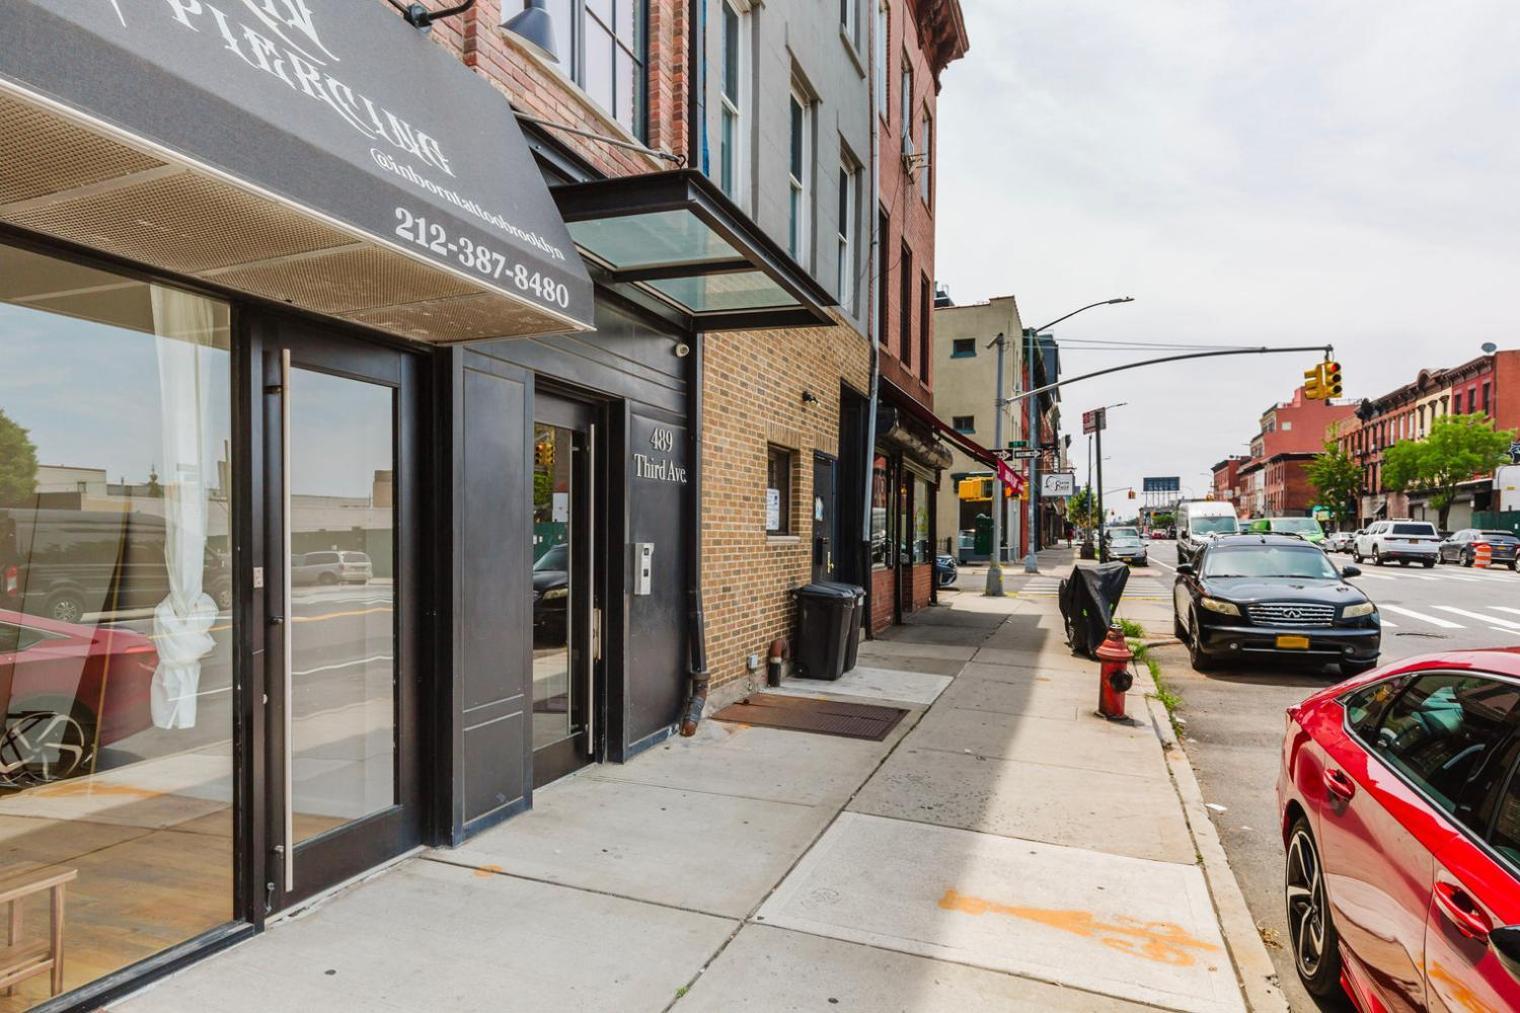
[1176,500,1240,565]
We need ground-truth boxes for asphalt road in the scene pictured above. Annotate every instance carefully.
[1140,538,1520,1011]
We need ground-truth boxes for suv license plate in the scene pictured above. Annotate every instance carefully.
[1276,635,1310,650]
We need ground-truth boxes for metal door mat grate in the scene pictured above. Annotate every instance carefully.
[711,693,907,741]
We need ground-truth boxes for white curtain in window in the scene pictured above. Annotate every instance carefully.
[149,285,218,730]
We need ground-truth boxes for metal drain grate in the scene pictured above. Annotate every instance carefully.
[711,694,907,741]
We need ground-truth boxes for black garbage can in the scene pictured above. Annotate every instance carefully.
[793,582,859,680]
[839,584,867,672]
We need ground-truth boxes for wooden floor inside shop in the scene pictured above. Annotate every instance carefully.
[0,753,236,1011]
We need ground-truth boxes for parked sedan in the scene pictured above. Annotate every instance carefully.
[1278,650,1520,1011]
[1438,529,1520,569]
[1173,534,1380,676]
[1324,530,1355,553]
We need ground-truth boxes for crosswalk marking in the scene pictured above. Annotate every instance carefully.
[1490,607,1520,618]
[1436,606,1520,630]
[1379,604,1465,629]
[1379,618,1398,628]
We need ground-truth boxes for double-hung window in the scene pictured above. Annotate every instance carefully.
[789,89,812,263]
[718,1,747,200]
[837,155,860,313]
[535,1,647,138]
[840,0,859,49]
[900,59,913,154]
[920,106,933,203]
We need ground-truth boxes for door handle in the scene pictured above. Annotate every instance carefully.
[278,348,294,893]
[1323,768,1357,801]
[1434,880,1491,941]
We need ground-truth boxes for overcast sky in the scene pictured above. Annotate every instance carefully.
[936,2,1520,515]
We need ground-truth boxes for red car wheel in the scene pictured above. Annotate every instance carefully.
[1285,818,1342,996]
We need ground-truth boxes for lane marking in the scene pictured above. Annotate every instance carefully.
[1379,619,1398,628]
[1350,573,1394,581]
[1490,607,1520,618]
[1490,628,1520,639]
[1379,604,1464,629]
[292,654,395,677]
[1435,606,1520,630]
[1148,555,1176,573]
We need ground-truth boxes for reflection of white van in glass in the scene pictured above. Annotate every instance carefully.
[1176,500,1240,564]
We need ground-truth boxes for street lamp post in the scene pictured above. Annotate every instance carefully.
[984,332,1008,596]
[1021,297,1133,574]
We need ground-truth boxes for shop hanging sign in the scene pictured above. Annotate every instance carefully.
[3,0,593,330]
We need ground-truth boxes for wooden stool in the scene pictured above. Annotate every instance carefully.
[0,867,77,999]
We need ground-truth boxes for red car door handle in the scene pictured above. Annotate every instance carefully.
[1323,768,1357,800]
[1434,881,1492,941]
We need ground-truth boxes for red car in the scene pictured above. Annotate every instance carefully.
[0,609,159,783]
[1278,649,1520,1011]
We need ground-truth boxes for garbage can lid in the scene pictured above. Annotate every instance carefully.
[794,582,861,600]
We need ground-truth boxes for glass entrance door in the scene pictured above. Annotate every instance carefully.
[264,325,422,909]
[531,396,597,788]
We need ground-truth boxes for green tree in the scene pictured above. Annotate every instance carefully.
[1305,438,1362,526]
[1382,413,1515,530]
[0,408,37,506]
[1067,486,1099,530]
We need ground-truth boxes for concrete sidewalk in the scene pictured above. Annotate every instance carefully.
[116,548,1279,1012]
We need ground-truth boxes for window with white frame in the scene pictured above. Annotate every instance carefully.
[837,155,860,313]
[875,2,888,119]
[900,58,913,154]
[840,0,859,49]
[718,1,747,201]
[788,88,812,262]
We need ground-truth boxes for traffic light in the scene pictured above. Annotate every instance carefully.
[1303,363,1325,400]
[1322,360,1343,398]
[1127,489,1136,499]
[957,477,993,501]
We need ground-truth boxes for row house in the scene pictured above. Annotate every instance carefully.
[1234,386,1356,518]
[1338,350,1520,527]
[1210,455,1250,514]
[0,0,968,1008]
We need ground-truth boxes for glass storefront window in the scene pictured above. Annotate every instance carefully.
[0,242,232,1006]
[870,454,891,568]
[913,476,931,563]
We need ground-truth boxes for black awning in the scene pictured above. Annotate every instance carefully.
[1,1,592,343]
[552,170,836,332]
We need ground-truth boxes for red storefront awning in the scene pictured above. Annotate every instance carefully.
[886,387,1027,495]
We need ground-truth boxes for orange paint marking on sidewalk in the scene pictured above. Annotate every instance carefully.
[937,888,1220,966]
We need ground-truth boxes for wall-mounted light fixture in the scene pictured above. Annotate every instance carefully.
[386,0,476,33]
[801,391,819,405]
[503,0,560,61]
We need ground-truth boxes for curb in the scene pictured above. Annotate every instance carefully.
[1145,693,1289,1013]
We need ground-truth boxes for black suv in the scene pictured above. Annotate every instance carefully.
[1173,534,1380,676]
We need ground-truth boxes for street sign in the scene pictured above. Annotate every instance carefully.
[1082,408,1106,434]
[1012,449,1039,459]
[1041,473,1076,497]
[991,449,1016,461]
[1008,440,1028,448]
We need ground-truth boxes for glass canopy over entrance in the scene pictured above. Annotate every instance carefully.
[553,170,835,332]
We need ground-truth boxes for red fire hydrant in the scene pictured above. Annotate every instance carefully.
[1094,625,1135,721]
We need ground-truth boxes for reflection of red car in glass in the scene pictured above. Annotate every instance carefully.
[1278,650,1520,1011]
[0,609,159,785]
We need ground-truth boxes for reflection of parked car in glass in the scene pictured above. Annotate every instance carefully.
[935,554,957,587]
[0,609,159,785]
[1,508,231,623]
[291,550,372,586]
[532,544,569,647]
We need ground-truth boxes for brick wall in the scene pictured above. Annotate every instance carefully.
[702,313,873,689]
[404,0,687,178]
[876,0,948,404]
[910,562,932,610]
